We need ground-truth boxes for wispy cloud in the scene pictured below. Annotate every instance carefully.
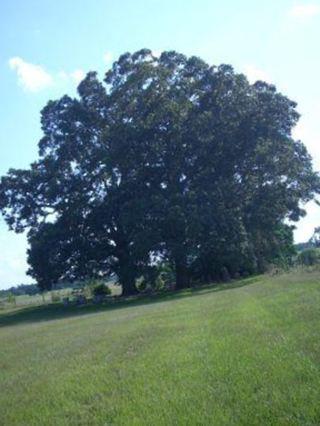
[152,50,162,58]
[243,65,272,84]
[9,57,53,92]
[9,57,87,92]
[289,3,320,19]
[103,51,113,65]
[70,69,85,84]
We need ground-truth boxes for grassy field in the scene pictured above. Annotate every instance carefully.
[1,270,320,425]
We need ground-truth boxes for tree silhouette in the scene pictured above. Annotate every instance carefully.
[0,49,319,293]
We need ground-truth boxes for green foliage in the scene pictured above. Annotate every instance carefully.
[139,263,175,292]
[0,284,39,298]
[310,227,320,248]
[0,49,319,294]
[92,283,111,297]
[6,292,16,305]
[81,284,93,300]
[26,223,68,292]
[50,292,61,303]
[157,263,175,289]
[297,248,320,266]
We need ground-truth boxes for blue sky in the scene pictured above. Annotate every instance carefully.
[0,0,319,288]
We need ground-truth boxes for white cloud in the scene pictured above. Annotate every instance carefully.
[57,70,69,80]
[294,201,320,242]
[0,224,32,289]
[57,69,85,85]
[70,69,85,84]
[292,120,307,141]
[289,3,320,19]
[292,103,320,170]
[9,56,53,92]
[103,51,113,65]
[9,57,86,91]
[243,65,272,84]
[152,50,162,58]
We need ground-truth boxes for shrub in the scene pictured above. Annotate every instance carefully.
[7,293,16,306]
[50,292,61,303]
[82,284,93,299]
[297,249,320,266]
[140,263,176,292]
[92,283,111,296]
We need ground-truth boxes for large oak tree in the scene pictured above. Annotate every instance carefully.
[0,49,319,294]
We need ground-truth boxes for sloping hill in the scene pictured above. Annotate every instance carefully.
[1,270,320,425]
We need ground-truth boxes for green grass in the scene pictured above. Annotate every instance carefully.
[1,270,320,425]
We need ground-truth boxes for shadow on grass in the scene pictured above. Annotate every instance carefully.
[0,276,260,328]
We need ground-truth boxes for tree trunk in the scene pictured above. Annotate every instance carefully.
[175,257,190,290]
[121,275,138,297]
[116,238,139,297]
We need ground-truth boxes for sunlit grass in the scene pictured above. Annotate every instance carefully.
[1,270,320,425]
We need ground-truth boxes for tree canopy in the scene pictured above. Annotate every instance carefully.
[1,49,319,294]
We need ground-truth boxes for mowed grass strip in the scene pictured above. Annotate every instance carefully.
[1,271,320,425]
